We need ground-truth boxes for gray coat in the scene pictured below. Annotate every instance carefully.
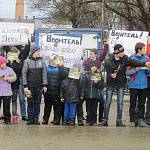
[22,55,47,88]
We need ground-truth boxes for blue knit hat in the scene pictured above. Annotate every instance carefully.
[32,46,40,54]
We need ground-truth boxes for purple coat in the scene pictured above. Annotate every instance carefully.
[83,57,101,71]
[0,67,16,96]
[83,44,109,71]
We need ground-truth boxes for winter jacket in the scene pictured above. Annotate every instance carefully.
[47,65,69,96]
[10,60,22,90]
[60,77,80,103]
[83,58,101,72]
[126,54,150,89]
[83,44,109,72]
[18,42,30,61]
[104,53,147,87]
[80,73,101,99]
[22,55,47,88]
[0,67,17,96]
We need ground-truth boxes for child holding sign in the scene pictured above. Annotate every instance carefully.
[60,68,81,126]
[80,65,103,126]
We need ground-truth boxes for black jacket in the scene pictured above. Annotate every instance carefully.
[60,78,80,103]
[104,54,146,87]
[47,65,69,96]
[22,55,47,88]
[10,60,22,90]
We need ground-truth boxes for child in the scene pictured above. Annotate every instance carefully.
[0,56,16,124]
[126,42,150,127]
[81,65,102,126]
[42,55,68,125]
[60,68,81,126]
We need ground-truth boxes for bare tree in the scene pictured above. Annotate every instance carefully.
[104,0,150,31]
[26,0,111,28]
[72,0,150,30]
[26,0,150,31]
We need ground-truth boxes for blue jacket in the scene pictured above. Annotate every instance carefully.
[126,54,150,89]
[47,65,69,96]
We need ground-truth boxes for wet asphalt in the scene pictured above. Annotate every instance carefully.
[0,96,149,150]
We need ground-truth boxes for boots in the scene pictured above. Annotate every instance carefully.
[116,120,126,127]
[70,119,75,126]
[101,120,108,127]
[53,120,60,125]
[136,119,150,128]
[78,120,84,126]
[42,119,48,125]
[62,119,68,126]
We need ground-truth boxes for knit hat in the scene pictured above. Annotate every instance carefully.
[0,56,6,65]
[114,44,125,54]
[32,46,40,54]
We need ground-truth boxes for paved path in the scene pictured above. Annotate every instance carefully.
[0,99,149,150]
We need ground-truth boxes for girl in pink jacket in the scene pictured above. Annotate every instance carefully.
[0,56,16,125]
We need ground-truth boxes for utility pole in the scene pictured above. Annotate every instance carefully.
[101,0,104,32]
[101,0,105,47]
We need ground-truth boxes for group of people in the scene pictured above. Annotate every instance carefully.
[1,42,150,127]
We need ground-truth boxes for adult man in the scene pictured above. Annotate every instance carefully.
[18,44,30,121]
[22,46,47,125]
[103,44,150,127]
[83,49,101,72]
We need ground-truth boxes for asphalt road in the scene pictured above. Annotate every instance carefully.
[0,98,149,150]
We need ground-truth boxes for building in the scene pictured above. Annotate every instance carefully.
[16,0,24,20]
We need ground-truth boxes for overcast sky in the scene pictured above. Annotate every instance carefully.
[0,0,45,19]
[0,0,16,19]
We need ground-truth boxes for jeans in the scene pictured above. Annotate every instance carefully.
[18,78,27,117]
[99,90,105,104]
[104,86,124,121]
[12,89,18,115]
[64,102,76,120]
[27,87,42,123]
[99,90,105,122]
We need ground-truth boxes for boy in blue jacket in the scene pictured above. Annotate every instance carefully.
[126,42,150,127]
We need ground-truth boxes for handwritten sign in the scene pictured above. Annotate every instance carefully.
[39,34,83,68]
[109,30,149,56]
[0,27,29,46]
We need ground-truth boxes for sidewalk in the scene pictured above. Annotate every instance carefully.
[0,96,150,150]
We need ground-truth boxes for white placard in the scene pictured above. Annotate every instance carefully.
[82,34,98,49]
[0,27,29,46]
[39,34,83,68]
[109,30,149,56]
